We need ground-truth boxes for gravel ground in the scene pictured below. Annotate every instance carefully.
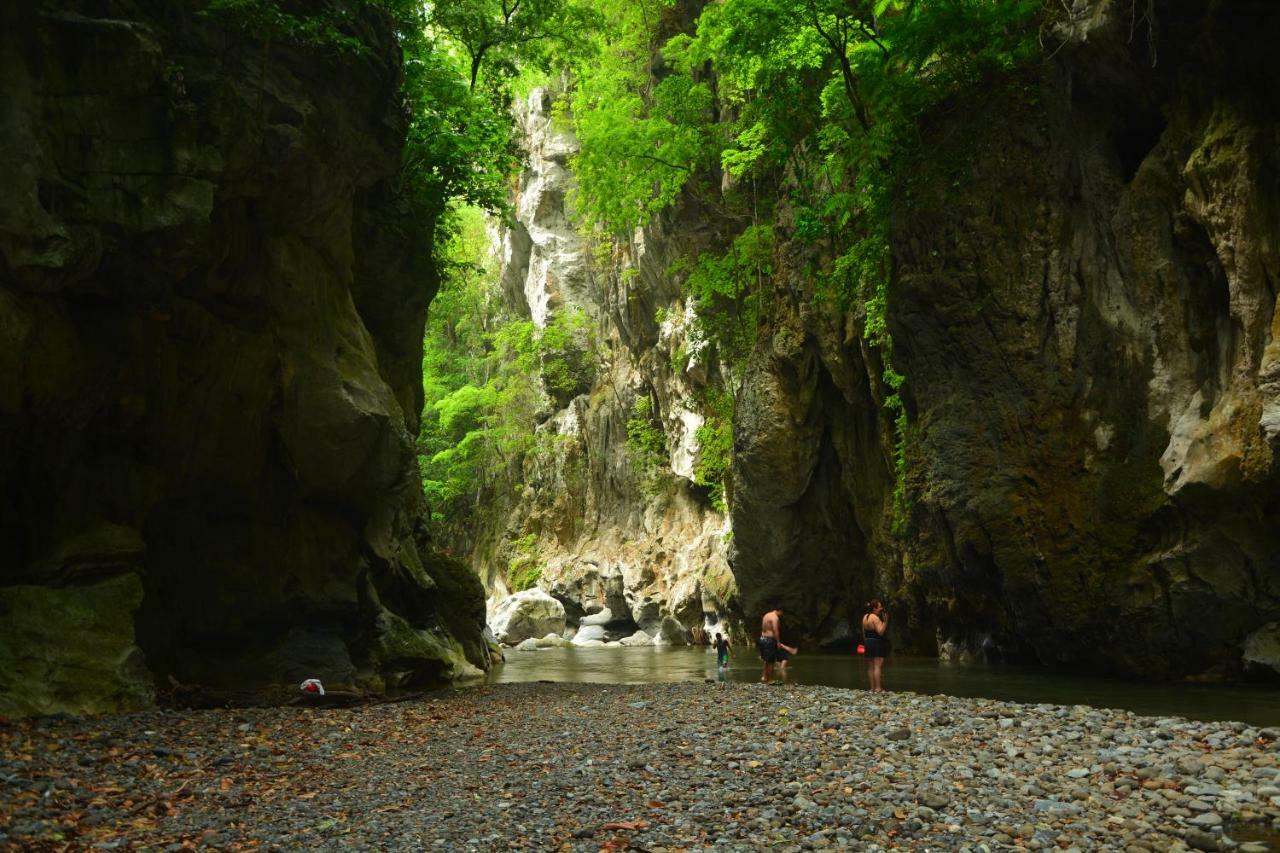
[4,682,1280,851]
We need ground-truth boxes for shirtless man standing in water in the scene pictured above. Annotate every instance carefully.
[757,602,799,684]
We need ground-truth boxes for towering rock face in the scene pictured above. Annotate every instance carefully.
[0,1,488,716]
[730,0,1280,677]
[477,91,736,644]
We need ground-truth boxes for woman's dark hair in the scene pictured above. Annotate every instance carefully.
[866,598,883,613]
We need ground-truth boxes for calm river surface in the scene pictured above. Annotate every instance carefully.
[488,646,1280,726]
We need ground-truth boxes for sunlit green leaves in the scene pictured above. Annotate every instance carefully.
[420,209,599,520]
[684,224,774,373]
[566,0,726,233]
[428,0,600,91]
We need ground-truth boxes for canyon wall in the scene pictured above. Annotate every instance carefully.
[478,2,1280,679]
[0,1,489,716]
[730,0,1280,678]
[475,91,737,646]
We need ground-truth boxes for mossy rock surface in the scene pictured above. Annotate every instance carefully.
[0,574,154,717]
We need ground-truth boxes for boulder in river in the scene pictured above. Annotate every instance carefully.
[652,616,689,646]
[489,589,566,645]
[580,607,614,627]
[619,630,653,647]
[535,633,571,648]
[571,625,607,645]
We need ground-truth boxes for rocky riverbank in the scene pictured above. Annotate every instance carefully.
[3,683,1280,851]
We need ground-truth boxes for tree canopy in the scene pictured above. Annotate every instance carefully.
[321,0,1052,536]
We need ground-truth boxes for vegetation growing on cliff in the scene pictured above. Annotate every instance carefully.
[693,388,734,512]
[415,0,1049,533]
[563,0,1046,528]
[418,209,598,523]
[506,534,544,591]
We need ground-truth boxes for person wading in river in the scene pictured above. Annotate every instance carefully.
[713,632,731,669]
[862,598,889,692]
[757,602,798,684]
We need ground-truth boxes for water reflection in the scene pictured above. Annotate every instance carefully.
[488,646,1280,726]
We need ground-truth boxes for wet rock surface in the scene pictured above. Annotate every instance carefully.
[5,683,1280,850]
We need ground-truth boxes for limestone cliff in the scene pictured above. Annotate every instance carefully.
[731,0,1280,678]
[473,91,736,644]
[0,1,489,716]
[473,2,1280,678]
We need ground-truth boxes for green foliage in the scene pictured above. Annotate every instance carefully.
[420,210,527,518]
[538,310,598,406]
[567,0,723,234]
[693,388,734,512]
[506,534,543,592]
[562,0,1047,530]
[430,0,600,92]
[399,39,520,218]
[419,210,601,522]
[881,360,910,535]
[682,225,773,376]
[625,396,667,471]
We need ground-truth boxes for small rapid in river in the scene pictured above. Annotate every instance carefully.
[490,646,1280,726]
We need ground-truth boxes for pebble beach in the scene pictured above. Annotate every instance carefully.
[4,682,1280,851]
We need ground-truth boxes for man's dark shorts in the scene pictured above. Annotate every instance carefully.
[758,636,790,663]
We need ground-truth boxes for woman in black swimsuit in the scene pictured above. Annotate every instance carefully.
[862,599,889,692]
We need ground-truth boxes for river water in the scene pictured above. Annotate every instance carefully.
[488,646,1280,726]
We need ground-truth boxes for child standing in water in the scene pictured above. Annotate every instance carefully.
[713,632,731,668]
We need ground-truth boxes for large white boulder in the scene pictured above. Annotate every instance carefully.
[489,589,566,645]
[619,630,653,647]
[580,607,614,627]
[572,624,607,645]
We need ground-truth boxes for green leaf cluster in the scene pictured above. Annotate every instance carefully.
[566,0,725,234]
[625,395,667,471]
[692,388,735,512]
[430,0,600,92]
[681,224,774,376]
[419,211,599,522]
[538,310,597,407]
